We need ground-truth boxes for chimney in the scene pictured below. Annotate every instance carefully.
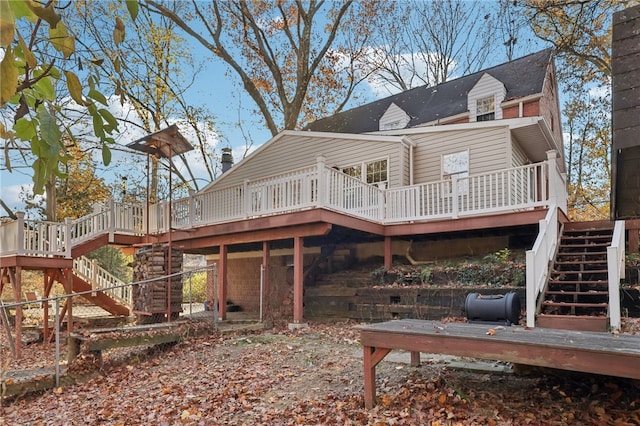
[221,147,233,173]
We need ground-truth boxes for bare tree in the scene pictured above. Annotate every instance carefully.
[365,0,495,93]
[143,0,386,135]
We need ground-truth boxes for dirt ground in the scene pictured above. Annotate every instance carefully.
[2,320,640,425]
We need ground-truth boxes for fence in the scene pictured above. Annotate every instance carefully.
[0,265,218,394]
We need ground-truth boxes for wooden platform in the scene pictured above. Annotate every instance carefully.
[358,319,640,409]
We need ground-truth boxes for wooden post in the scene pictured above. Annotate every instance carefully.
[293,236,304,323]
[65,268,73,332]
[262,241,270,321]
[13,266,22,359]
[218,244,228,320]
[384,236,392,269]
[410,351,421,366]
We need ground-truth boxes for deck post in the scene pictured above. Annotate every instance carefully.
[384,237,392,269]
[262,241,270,321]
[316,156,325,207]
[292,236,305,325]
[16,212,25,256]
[218,244,228,320]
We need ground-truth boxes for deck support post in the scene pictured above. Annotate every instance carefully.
[12,266,22,359]
[384,237,392,269]
[218,244,228,320]
[262,241,270,322]
[363,345,391,409]
[292,236,305,325]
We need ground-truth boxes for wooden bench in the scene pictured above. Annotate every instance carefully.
[358,319,640,409]
[67,322,187,363]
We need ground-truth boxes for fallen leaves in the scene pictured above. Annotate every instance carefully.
[3,322,640,424]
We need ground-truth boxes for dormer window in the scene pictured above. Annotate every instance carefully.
[476,96,495,121]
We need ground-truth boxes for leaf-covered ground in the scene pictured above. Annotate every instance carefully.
[3,321,640,425]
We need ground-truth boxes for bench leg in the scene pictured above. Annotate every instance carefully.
[363,346,391,409]
[410,351,420,367]
[67,337,81,364]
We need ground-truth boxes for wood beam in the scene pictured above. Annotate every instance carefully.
[293,236,304,323]
[218,244,228,320]
[384,236,392,269]
[262,241,270,322]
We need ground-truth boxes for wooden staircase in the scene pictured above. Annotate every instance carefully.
[536,221,614,332]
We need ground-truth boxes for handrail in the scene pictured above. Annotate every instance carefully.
[608,220,626,332]
[525,206,558,328]
[1,158,560,259]
[73,256,131,305]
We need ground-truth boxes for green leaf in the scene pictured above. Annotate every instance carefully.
[17,32,36,68]
[114,56,121,74]
[102,144,112,166]
[87,89,108,106]
[27,2,60,27]
[99,108,118,131]
[0,0,15,47]
[32,158,46,195]
[49,21,75,58]
[14,117,36,141]
[33,76,55,100]
[0,47,17,105]
[37,107,62,147]
[126,0,139,20]
[65,71,84,105]
[8,0,35,20]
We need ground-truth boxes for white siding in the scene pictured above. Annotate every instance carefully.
[210,135,404,190]
[468,73,507,122]
[511,140,529,167]
[379,103,411,130]
[410,127,510,184]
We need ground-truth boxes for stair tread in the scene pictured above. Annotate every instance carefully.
[556,251,608,256]
[542,301,608,307]
[546,290,609,295]
[551,269,608,273]
[548,280,608,284]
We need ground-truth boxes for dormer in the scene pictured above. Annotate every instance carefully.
[379,103,411,131]
[468,73,507,122]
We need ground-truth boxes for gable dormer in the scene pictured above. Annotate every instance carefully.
[379,103,411,131]
[468,73,507,122]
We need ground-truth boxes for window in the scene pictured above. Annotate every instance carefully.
[477,96,495,121]
[342,159,388,188]
[442,151,469,194]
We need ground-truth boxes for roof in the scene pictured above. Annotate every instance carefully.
[305,49,553,134]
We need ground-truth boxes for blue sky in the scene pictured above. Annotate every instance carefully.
[0,2,545,217]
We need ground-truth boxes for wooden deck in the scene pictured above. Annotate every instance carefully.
[358,319,640,409]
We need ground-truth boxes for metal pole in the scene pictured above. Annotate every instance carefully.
[55,297,60,387]
[189,272,193,317]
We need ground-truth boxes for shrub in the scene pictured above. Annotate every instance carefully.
[183,272,207,302]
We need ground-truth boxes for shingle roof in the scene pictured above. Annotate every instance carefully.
[305,49,553,134]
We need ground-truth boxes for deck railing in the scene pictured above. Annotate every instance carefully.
[385,162,548,222]
[608,220,626,332]
[525,206,559,328]
[1,156,562,258]
[73,256,132,305]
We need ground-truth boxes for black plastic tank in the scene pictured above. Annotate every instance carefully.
[464,292,521,325]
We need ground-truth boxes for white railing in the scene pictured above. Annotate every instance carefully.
[2,157,561,258]
[73,256,131,305]
[607,220,626,332]
[385,162,548,223]
[525,206,559,328]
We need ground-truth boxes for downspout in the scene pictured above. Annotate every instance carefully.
[401,137,416,186]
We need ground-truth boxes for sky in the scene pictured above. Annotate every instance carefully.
[0,1,546,218]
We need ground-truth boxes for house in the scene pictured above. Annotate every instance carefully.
[0,49,627,346]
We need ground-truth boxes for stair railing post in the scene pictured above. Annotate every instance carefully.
[92,259,98,296]
[16,211,25,256]
[64,218,72,258]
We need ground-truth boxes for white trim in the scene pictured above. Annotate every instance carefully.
[500,93,543,108]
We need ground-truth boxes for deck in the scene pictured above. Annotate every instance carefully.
[358,319,640,409]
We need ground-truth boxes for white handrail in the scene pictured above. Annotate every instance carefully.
[607,220,626,332]
[73,256,131,305]
[1,159,561,259]
[525,206,558,328]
